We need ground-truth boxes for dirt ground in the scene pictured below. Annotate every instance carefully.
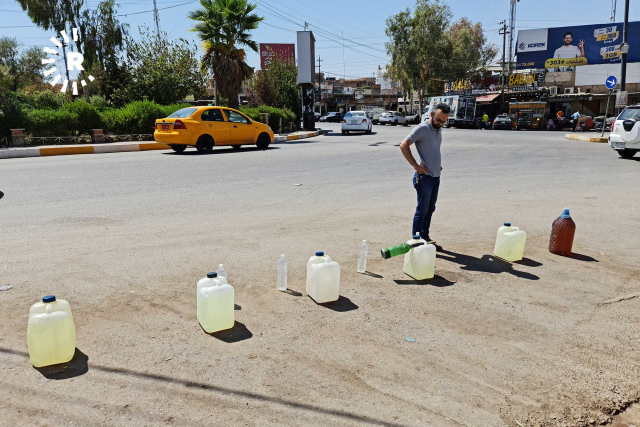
[1,128,639,426]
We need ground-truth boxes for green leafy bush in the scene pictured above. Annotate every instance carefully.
[241,105,296,132]
[25,109,78,136]
[89,95,112,111]
[0,91,27,137]
[19,88,64,110]
[61,101,102,134]
[100,100,165,134]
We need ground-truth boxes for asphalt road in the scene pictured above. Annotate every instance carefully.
[1,123,639,426]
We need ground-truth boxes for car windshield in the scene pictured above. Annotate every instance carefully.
[167,108,197,118]
[345,112,365,117]
[618,107,640,120]
[327,112,336,116]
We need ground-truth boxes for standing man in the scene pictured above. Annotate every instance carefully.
[482,112,490,129]
[399,103,451,243]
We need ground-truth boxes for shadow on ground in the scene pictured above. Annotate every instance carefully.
[567,253,599,262]
[0,191,4,200]
[163,147,280,156]
[362,271,383,279]
[34,348,88,380]
[513,257,543,267]
[0,346,407,426]
[317,296,359,312]
[394,274,456,287]
[208,321,253,343]
[437,249,540,280]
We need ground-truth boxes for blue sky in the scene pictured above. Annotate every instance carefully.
[2,0,639,80]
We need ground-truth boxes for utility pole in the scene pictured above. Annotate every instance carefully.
[59,35,71,99]
[153,0,161,38]
[610,0,617,22]
[620,0,630,91]
[317,55,322,114]
[499,21,509,114]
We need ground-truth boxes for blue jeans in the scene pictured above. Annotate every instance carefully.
[412,173,440,240]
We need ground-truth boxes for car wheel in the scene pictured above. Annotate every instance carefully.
[617,149,637,159]
[231,145,242,150]
[195,136,213,153]
[342,131,346,135]
[256,133,270,150]
[403,121,409,127]
[169,144,186,153]
[393,120,398,126]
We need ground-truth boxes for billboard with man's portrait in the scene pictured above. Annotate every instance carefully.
[516,21,640,70]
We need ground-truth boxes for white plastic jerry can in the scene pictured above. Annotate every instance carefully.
[403,235,436,280]
[493,223,527,262]
[27,295,76,368]
[197,272,235,333]
[306,251,340,303]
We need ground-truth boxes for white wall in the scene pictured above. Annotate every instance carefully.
[575,63,640,86]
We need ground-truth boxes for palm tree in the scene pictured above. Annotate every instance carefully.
[189,0,263,110]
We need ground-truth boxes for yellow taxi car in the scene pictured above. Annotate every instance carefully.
[154,106,274,153]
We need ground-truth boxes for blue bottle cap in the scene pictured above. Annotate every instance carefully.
[42,295,56,303]
[207,272,217,278]
[413,235,421,239]
[504,223,511,226]
[315,251,324,256]
[561,208,571,218]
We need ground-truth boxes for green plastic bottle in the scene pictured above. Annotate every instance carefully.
[381,236,425,259]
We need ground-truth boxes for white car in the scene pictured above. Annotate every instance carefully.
[609,105,640,158]
[341,111,372,135]
[379,111,407,126]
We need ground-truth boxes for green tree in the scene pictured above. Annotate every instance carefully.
[0,37,46,91]
[189,0,263,110]
[249,70,275,106]
[16,0,127,101]
[386,1,496,112]
[266,56,300,121]
[447,18,498,78]
[123,27,206,105]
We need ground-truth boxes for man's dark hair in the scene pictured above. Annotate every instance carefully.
[434,103,451,114]
[564,32,573,38]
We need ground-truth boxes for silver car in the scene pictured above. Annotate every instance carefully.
[341,111,372,135]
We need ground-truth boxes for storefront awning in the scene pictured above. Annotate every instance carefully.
[475,94,500,103]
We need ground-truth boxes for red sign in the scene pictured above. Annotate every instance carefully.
[260,43,295,69]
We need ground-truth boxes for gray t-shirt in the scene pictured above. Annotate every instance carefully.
[405,120,442,177]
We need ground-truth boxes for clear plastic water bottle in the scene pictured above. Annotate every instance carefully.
[277,254,287,291]
[357,240,368,273]
[216,264,227,280]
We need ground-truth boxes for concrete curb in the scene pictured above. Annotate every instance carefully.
[564,134,608,143]
[0,130,323,160]
[0,142,169,160]
[273,130,322,143]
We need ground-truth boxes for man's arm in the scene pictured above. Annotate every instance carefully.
[399,139,427,174]
[578,40,585,57]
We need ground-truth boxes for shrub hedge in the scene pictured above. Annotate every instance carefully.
[0,96,295,138]
[240,105,296,132]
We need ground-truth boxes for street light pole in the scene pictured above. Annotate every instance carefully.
[620,0,630,91]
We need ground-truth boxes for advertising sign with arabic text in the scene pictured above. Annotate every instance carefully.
[516,21,640,70]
